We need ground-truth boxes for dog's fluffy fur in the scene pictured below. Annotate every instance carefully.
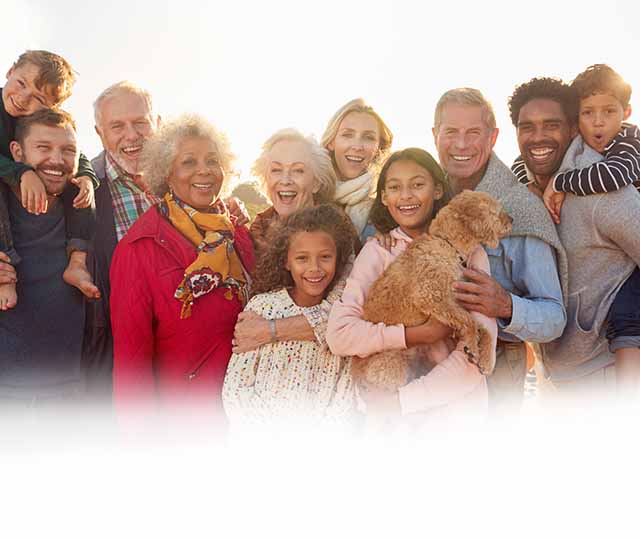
[353,190,512,391]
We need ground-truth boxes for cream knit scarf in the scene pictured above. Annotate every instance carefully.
[334,171,375,235]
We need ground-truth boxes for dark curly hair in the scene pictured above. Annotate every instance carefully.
[571,64,631,109]
[369,148,452,234]
[508,77,578,127]
[251,203,358,296]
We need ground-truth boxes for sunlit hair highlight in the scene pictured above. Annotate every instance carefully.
[252,128,336,205]
[15,108,77,145]
[93,80,155,128]
[571,64,632,109]
[252,203,358,296]
[14,50,76,105]
[141,113,235,198]
[320,98,393,175]
[434,88,496,131]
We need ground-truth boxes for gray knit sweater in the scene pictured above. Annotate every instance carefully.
[476,153,569,304]
[541,137,640,381]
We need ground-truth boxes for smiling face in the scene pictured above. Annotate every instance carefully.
[95,90,157,175]
[578,93,631,153]
[3,63,56,117]
[433,103,498,189]
[381,159,443,238]
[327,111,381,180]
[517,98,576,181]
[11,123,78,196]
[167,136,225,210]
[286,230,337,307]
[265,139,319,218]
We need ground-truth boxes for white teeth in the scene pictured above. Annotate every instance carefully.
[42,169,63,176]
[530,148,553,158]
[193,183,212,188]
[345,156,364,162]
[452,155,471,162]
[278,191,297,198]
[398,204,420,210]
[305,276,324,283]
[122,146,142,154]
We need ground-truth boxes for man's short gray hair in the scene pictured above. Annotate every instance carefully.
[93,80,154,128]
[433,88,496,131]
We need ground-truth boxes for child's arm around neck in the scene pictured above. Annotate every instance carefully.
[552,123,640,196]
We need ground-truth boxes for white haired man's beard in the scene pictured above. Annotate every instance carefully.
[111,137,146,176]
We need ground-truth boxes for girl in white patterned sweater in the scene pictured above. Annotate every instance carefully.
[222,204,358,428]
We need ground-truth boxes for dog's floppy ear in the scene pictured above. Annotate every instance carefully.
[434,191,504,249]
[458,193,506,248]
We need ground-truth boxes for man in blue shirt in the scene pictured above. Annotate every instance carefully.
[432,88,567,415]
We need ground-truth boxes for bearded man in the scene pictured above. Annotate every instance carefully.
[508,77,640,401]
[0,108,86,404]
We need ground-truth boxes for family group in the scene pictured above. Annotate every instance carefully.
[0,50,638,432]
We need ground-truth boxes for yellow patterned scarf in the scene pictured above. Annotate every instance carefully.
[162,192,248,318]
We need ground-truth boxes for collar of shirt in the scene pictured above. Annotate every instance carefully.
[105,152,151,194]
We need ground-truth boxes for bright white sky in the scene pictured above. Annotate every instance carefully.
[4,0,640,183]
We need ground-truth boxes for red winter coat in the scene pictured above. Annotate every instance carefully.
[110,206,255,416]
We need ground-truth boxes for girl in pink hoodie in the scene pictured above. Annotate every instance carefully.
[326,148,495,428]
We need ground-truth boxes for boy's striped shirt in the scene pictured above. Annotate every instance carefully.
[552,123,640,195]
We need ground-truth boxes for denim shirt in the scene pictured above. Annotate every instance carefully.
[486,236,566,343]
[360,221,377,244]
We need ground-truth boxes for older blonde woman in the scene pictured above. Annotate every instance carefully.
[110,114,254,417]
[233,128,357,354]
[321,98,393,240]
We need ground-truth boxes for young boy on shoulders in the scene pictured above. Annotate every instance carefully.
[543,65,638,215]
[543,64,640,395]
[0,50,99,310]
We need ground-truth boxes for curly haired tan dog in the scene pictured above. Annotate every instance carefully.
[354,190,512,391]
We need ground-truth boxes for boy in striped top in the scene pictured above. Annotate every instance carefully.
[542,65,639,221]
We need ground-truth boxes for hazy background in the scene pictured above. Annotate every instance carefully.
[4,0,640,183]
[3,5,640,536]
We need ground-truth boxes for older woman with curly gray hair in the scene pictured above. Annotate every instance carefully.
[109,113,255,421]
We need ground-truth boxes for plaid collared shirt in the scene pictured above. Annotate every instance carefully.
[105,153,160,241]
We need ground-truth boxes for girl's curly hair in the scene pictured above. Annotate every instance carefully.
[252,203,358,296]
